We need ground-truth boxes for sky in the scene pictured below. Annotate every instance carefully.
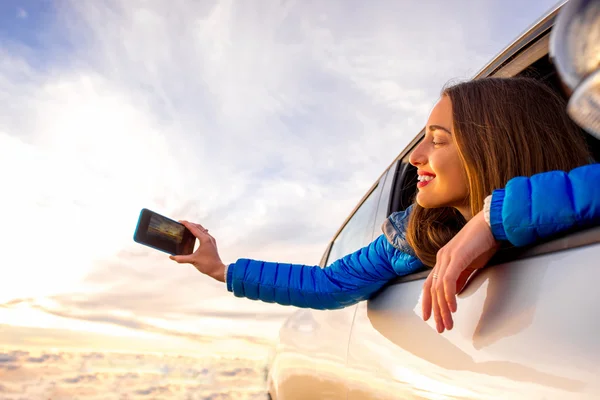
[0,0,563,355]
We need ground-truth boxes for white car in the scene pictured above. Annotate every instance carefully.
[266,1,600,399]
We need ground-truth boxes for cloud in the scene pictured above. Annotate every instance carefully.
[0,0,562,339]
[0,353,18,363]
[62,374,98,384]
[0,323,276,362]
[0,347,270,398]
[26,353,64,363]
[0,297,284,345]
[16,8,28,19]
[135,386,170,396]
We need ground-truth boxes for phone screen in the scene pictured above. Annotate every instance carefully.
[133,209,196,255]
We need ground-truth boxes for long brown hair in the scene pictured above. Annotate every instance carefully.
[406,77,592,267]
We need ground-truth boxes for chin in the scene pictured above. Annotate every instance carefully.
[415,193,444,209]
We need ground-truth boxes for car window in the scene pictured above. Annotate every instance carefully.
[371,163,397,238]
[325,184,382,266]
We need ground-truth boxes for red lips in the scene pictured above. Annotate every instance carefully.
[417,170,436,188]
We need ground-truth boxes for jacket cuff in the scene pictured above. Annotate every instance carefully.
[490,189,508,241]
[483,194,492,227]
[226,262,236,292]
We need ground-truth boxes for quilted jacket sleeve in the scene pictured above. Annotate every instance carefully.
[489,163,600,247]
[226,233,424,310]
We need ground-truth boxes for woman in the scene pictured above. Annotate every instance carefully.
[170,77,600,334]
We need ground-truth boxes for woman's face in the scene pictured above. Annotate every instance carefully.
[409,95,470,218]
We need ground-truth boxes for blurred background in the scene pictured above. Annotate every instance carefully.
[0,0,562,398]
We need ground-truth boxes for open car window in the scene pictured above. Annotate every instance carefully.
[324,182,383,267]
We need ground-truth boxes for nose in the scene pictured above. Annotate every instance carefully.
[409,140,428,167]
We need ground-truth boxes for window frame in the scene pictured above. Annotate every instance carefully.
[370,161,399,240]
[319,177,385,268]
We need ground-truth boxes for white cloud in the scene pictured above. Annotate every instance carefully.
[16,8,28,19]
[0,0,562,337]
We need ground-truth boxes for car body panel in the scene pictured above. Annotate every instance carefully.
[346,232,600,399]
[267,307,356,400]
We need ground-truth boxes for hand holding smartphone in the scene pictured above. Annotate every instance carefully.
[133,208,196,256]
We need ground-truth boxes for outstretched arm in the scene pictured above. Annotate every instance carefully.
[171,209,423,310]
[226,234,423,310]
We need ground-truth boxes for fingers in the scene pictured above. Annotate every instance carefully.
[436,286,453,331]
[423,265,451,331]
[431,285,443,333]
[422,273,434,321]
[426,252,459,333]
[169,254,193,264]
[179,220,211,241]
[192,222,208,233]
[196,223,215,242]
[168,221,213,265]
[427,258,442,332]
[434,262,453,331]
[421,213,499,334]
[443,261,464,313]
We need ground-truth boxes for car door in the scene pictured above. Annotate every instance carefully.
[268,167,392,400]
[346,234,600,399]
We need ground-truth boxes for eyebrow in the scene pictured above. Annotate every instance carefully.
[428,124,452,135]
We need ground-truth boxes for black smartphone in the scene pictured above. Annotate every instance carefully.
[133,208,196,256]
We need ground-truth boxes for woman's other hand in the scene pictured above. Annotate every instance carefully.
[422,211,500,333]
[169,221,227,283]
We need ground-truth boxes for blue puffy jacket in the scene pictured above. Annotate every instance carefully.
[226,164,600,310]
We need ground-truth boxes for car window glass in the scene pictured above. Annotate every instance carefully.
[326,184,381,265]
[372,164,396,237]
